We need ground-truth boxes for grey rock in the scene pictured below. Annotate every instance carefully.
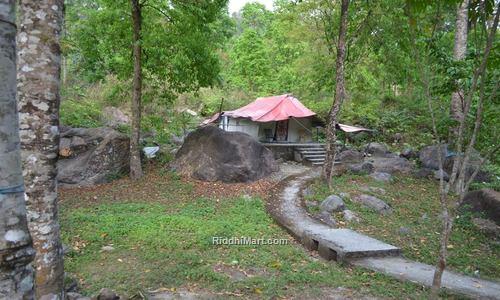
[354,194,393,215]
[433,169,449,181]
[337,149,364,163]
[365,142,389,157]
[360,186,386,195]
[370,172,392,182]
[398,227,412,235]
[102,106,130,128]
[339,192,350,199]
[414,168,434,178]
[419,144,448,170]
[100,245,114,252]
[66,292,91,300]
[302,187,313,198]
[57,127,130,187]
[305,200,318,208]
[420,213,429,222]
[472,218,500,237]
[97,288,119,300]
[460,189,500,224]
[371,157,413,174]
[171,126,278,182]
[316,211,337,227]
[400,148,417,159]
[320,195,345,213]
[348,162,374,174]
[170,133,185,146]
[343,210,361,223]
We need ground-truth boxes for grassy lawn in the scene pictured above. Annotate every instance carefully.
[60,166,435,299]
[306,174,500,282]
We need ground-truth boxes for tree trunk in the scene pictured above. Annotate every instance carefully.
[0,1,35,298]
[130,0,143,180]
[449,0,469,139]
[322,0,350,186]
[17,1,65,298]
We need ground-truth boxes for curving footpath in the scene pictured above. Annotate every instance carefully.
[270,169,500,299]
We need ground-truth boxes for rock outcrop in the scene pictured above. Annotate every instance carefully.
[57,127,130,187]
[171,126,278,182]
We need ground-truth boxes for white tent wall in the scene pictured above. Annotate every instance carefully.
[221,115,314,143]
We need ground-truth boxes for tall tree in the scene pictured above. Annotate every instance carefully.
[0,0,34,298]
[449,0,469,139]
[17,0,65,298]
[130,0,143,179]
[323,0,350,185]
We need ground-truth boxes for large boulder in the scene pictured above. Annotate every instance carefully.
[337,149,364,163]
[460,189,500,225]
[171,126,278,182]
[419,144,448,170]
[364,142,389,157]
[102,107,130,128]
[353,194,393,215]
[57,127,130,187]
[320,195,345,213]
[370,157,413,174]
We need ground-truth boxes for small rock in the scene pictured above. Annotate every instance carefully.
[302,187,313,198]
[316,211,336,227]
[370,172,392,182]
[400,148,417,159]
[97,288,119,300]
[343,210,360,223]
[433,169,449,181]
[339,192,350,199]
[472,218,500,237]
[420,213,429,222]
[319,195,345,213]
[305,200,318,208]
[66,292,82,300]
[360,186,386,195]
[100,245,114,252]
[398,227,412,235]
[347,162,374,174]
[353,194,393,215]
[414,168,434,178]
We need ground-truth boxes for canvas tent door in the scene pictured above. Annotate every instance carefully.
[275,120,289,141]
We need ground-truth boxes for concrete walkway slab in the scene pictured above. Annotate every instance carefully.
[303,228,400,262]
[351,257,500,299]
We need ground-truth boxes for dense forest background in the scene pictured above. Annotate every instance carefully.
[61,0,499,166]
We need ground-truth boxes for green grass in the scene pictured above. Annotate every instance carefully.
[306,174,500,281]
[60,169,434,299]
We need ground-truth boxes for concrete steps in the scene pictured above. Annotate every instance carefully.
[295,144,326,166]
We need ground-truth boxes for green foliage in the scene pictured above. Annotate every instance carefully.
[60,99,103,128]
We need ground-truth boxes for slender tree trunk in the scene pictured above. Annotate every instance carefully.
[430,3,499,298]
[130,0,143,180]
[17,1,65,298]
[0,1,35,298]
[323,0,350,186]
[449,0,469,139]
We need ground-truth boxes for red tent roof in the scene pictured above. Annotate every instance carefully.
[225,94,316,122]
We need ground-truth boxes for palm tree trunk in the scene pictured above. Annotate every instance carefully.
[0,1,35,298]
[17,1,65,298]
[130,0,143,180]
[323,0,350,186]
